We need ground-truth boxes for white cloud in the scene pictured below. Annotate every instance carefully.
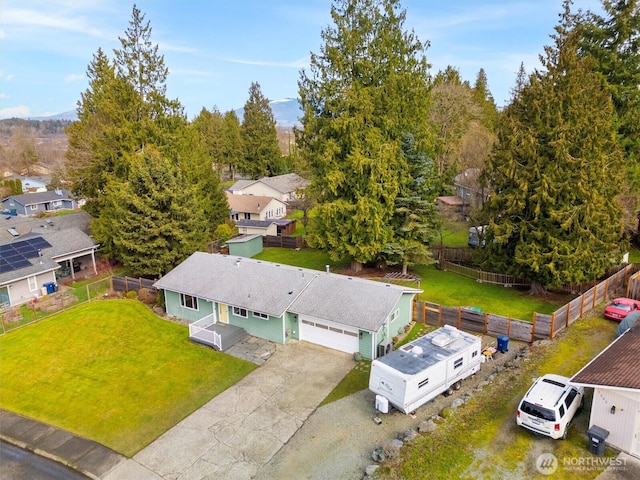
[0,93,9,99]
[2,6,104,38]
[64,74,85,83]
[0,105,30,119]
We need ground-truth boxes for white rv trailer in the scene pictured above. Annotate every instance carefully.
[369,325,483,414]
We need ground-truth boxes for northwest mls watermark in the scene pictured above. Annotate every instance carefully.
[535,453,628,475]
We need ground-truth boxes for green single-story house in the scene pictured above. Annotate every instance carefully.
[154,252,422,360]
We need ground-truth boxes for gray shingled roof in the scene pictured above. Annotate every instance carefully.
[288,273,418,331]
[260,173,309,193]
[0,228,97,285]
[0,211,92,243]
[4,189,73,205]
[571,325,640,390]
[154,252,421,331]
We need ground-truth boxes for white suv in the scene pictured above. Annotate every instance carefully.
[516,374,584,440]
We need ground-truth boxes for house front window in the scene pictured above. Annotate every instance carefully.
[244,213,251,220]
[180,294,198,310]
[29,204,38,211]
[28,276,37,292]
[253,311,268,320]
[233,306,248,318]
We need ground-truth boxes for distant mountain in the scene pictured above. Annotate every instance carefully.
[28,111,77,121]
[235,98,302,128]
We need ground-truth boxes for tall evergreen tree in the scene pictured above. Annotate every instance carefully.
[240,82,281,179]
[297,0,432,271]
[65,48,138,216]
[384,133,439,274]
[472,68,499,130]
[66,6,225,275]
[479,7,625,291]
[572,0,640,236]
[222,110,244,181]
[113,4,181,121]
[92,146,208,278]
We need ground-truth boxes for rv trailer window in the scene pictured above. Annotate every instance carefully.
[418,377,429,388]
[472,350,478,358]
[454,357,463,369]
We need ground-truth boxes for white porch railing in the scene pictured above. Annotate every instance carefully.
[188,313,221,350]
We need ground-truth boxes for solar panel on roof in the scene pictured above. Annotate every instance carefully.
[0,236,52,274]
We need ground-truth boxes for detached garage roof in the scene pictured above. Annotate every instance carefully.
[571,325,640,391]
[155,252,421,331]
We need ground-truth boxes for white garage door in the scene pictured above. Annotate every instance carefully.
[299,317,359,354]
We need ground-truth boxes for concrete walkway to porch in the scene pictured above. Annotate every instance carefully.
[103,341,353,479]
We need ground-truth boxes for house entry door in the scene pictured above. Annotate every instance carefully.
[219,304,228,324]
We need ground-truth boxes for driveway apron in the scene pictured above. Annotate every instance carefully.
[104,341,353,480]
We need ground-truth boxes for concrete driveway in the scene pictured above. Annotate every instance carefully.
[104,340,353,480]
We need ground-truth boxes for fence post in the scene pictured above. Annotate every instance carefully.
[457,307,461,329]
[565,303,571,328]
[483,313,488,335]
[507,317,511,337]
[438,304,443,326]
[549,312,556,339]
[531,313,537,343]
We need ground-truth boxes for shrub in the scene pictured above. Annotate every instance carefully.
[125,291,138,299]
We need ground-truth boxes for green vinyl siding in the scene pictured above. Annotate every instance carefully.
[162,290,214,322]
[284,312,299,341]
[227,308,284,344]
[359,330,374,360]
[389,293,415,338]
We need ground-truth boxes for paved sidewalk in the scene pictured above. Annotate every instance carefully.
[0,409,125,480]
[104,341,352,479]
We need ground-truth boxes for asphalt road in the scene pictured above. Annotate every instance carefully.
[0,440,88,480]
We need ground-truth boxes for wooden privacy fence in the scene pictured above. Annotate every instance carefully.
[263,235,305,249]
[111,276,157,294]
[441,261,532,287]
[414,263,640,343]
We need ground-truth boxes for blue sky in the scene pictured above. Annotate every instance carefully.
[0,0,603,120]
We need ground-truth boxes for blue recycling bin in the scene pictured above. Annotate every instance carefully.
[497,335,509,353]
[44,282,56,294]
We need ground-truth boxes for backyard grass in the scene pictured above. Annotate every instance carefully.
[413,263,569,320]
[0,300,256,457]
[379,312,619,480]
[254,246,350,271]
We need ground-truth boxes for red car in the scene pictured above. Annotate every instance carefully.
[604,298,640,322]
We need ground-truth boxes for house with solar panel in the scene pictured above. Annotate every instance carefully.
[0,227,98,309]
[154,252,422,360]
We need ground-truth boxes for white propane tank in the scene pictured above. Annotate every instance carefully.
[375,395,389,414]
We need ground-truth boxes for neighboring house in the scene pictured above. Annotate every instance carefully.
[0,211,92,243]
[226,191,287,222]
[228,173,310,203]
[2,189,75,216]
[0,227,98,308]
[235,218,296,237]
[571,325,640,459]
[454,168,488,210]
[5,175,51,193]
[154,252,422,360]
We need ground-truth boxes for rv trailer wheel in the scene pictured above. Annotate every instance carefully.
[444,386,454,396]
[453,381,462,391]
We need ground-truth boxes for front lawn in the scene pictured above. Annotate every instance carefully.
[0,300,256,456]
